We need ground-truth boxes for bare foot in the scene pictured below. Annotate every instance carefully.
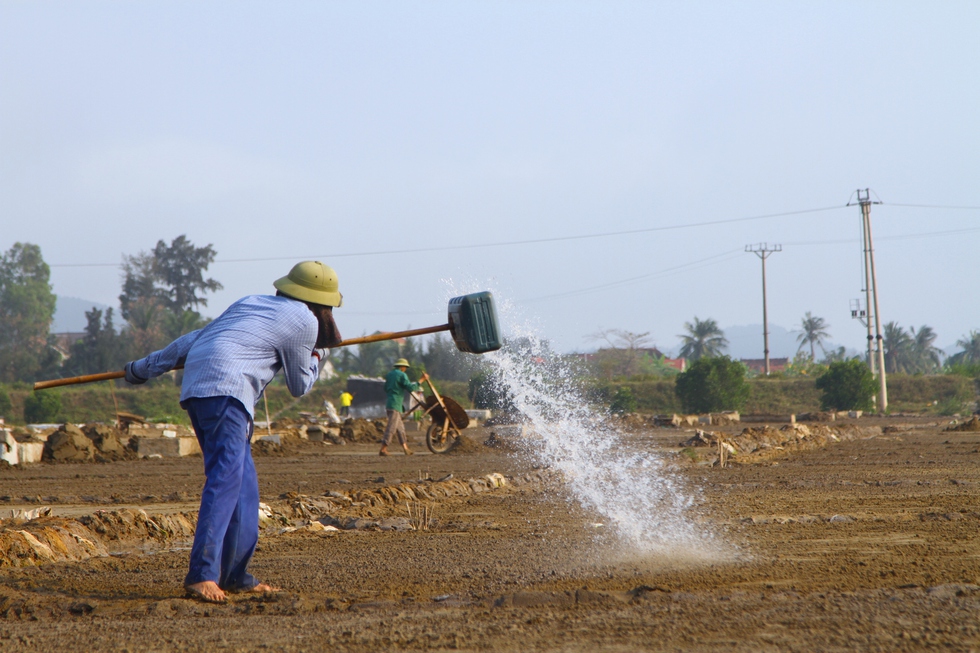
[379,447,389,456]
[249,583,281,594]
[185,581,226,603]
[404,448,414,456]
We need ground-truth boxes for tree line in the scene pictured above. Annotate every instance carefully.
[0,239,485,386]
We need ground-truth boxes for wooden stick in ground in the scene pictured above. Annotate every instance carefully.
[262,392,273,438]
[108,379,120,426]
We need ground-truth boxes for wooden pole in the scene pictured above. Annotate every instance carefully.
[34,324,454,391]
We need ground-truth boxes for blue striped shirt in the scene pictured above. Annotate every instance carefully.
[130,295,320,417]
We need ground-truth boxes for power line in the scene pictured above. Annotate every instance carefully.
[515,248,745,303]
[784,225,980,247]
[885,202,980,210]
[48,204,846,268]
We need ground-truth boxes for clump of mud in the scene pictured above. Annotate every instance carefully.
[447,433,483,454]
[340,418,385,443]
[43,424,134,463]
[945,416,980,432]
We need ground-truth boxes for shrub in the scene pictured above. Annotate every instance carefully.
[468,371,514,414]
[23,391,62,423]
[675,356,749,413]
[815,360,876,411]
[609,386,638,414]
[0,386,11,418]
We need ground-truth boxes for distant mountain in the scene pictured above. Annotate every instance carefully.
[51,297,113,333]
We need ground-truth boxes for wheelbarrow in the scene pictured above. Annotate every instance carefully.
[405,377,469,454]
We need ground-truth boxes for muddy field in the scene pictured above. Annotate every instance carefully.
[1,416,980,652]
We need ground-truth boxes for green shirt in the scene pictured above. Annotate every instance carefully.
[384,368,420,411]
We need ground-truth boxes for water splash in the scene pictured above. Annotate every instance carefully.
[446,281,710,555]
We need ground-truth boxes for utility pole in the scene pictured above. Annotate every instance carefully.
[745,243,781,376]
[849,189,887,412]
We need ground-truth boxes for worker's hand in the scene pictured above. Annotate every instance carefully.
[124,362,147,385]
[419,373,429,382]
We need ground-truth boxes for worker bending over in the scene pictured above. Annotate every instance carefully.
[124,261,343,603]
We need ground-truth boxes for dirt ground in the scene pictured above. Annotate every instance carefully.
[1,416,979,652]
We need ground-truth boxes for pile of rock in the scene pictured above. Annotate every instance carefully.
[42,423,133,463]
[339,418,385,443]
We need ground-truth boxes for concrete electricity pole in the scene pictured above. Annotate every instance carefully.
[745,243,781,376]
[850,189,888,411]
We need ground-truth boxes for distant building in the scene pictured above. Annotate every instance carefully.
[740,358,789,374]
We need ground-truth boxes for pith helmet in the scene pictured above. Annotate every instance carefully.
[393,358,410,368]
[274,261,343,307]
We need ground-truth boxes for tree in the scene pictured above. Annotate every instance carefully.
[815,360,876,412]
[947,331,980,366]
[678,317,727,361]
[883,322,914,374]
[63,308,128,376]
[0,243,60,383]
[909,325,942,373]
[420,333,483,382]
[119,236,222,353]
[120,236,222,317]
[0,386,11,418]
[586,329,655,378]
[820,346,850,365]
[796,312,831,361]
[674,356,749,413]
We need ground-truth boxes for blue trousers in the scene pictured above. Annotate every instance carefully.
[182,396,259,591]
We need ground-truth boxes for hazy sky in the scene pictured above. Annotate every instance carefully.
[2,1,978,355]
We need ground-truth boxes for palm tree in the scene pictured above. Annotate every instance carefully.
[948,330,980,366]
[883,322,914,374]
[796,312,831,361]
[909,325,942,373]
[678,317,727,361]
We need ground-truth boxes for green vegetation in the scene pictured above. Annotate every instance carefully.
[796,312,831,361]
[0,243,59,383]
[609,386,638,414]
[678,317,727,361]
[0,386,11,418]
[815,360,876,411]
[23,391,62,423]
[675,356,749,413]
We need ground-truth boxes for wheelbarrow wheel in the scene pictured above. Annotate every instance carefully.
[426,421,457,454]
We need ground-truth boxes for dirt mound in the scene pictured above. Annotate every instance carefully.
[447,434,483,454]
[946,416,980,432]
[82,424,134,461]
[0,517,106,567]
[43,424,95,462]
[0,508,198,568]
[340,418,385,443]
[680,423,882,464]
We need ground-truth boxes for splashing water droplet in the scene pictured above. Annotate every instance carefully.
[445,281,712,556]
